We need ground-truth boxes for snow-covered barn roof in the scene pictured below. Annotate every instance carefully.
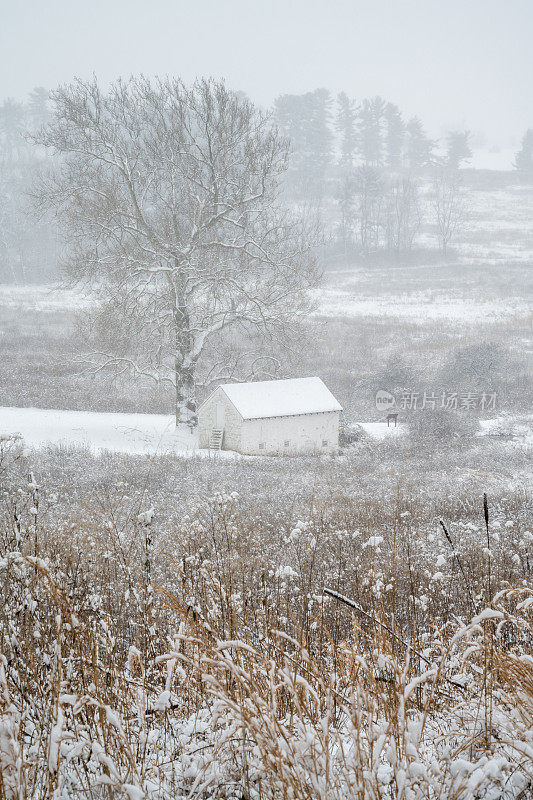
[213,377,342,420]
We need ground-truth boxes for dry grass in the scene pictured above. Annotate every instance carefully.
[0,458,531,799]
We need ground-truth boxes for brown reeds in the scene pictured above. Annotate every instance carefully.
[0,484,531,799]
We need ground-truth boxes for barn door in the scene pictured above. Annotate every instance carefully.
[215,403,226,429]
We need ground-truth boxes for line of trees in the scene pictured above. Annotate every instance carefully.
[273,89,472,258]
[336,169,420,256]
[0,89,58,282]
[2,82,529,283]
[335,165,466,258]
[274,89,474,199]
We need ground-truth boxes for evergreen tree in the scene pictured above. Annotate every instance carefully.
[336,92,357,168]
[28,87,51,132]
[446,130,472,168]
[0,99,26,161]
[0,90,59,281]
[514,129,533,176]
[307,88,333,180]
[385,103,405,170]
[359,96,386,166]
[405,117,434,169]
[275,93,310,194]
[275,88,332,197]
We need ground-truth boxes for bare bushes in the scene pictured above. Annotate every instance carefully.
[408,407,479,449]
[0,434,23,481]
[339,422,368,446]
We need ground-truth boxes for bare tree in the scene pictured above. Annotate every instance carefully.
[353,166,385,255]
[384,176,421,255]
[335,169,357,256]
[432,169,467,256]
[35,77,318,428]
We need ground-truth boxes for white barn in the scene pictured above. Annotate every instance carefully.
[198,377,342,455]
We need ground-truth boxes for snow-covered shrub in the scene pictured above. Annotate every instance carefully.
[339,422,368,447]
[0,433,24,479]
[408,407,478,448]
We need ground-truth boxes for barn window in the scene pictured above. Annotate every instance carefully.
[284,440,290,447]
[322,440,328,447]
[259,442,265,450]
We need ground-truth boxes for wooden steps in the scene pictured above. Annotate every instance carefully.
[208,428,224,450]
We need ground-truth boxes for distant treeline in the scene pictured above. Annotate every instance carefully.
[1,87,532,282]
[274,90,471,195]
[0,89,59,283]
[273,90,533,260]
[275,89,533,191]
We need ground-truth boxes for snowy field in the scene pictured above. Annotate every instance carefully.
[0,283,90,312]
[316,178,533,324]
[478,414,533,447]
[0,406,404,454]
[317,287,531,323]
[2,277,530,328]
[469,147,517,171]
[2,404,531,457]
[0,407,204,456]
[3,174,533,330]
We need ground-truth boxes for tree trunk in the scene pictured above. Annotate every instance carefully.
[175,357,197,430]
[174,304,197,430]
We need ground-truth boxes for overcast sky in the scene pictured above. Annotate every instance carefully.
[1,0,531,145]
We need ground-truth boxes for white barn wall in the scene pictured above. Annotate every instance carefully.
[240,411,340,455]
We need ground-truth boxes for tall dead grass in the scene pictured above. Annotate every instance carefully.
[0,479,531,799]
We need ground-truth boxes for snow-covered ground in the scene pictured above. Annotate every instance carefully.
[316,289,531,323]
[2,269,531,328]
[470,147,517,171]
[478,414,533,446]
[0,407,205,457]
[0,406,406,455]
[9,406,528,456]
[0,283,90,311]
[358,421,404,439]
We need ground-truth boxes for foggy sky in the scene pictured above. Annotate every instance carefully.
[1,0,531,144]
